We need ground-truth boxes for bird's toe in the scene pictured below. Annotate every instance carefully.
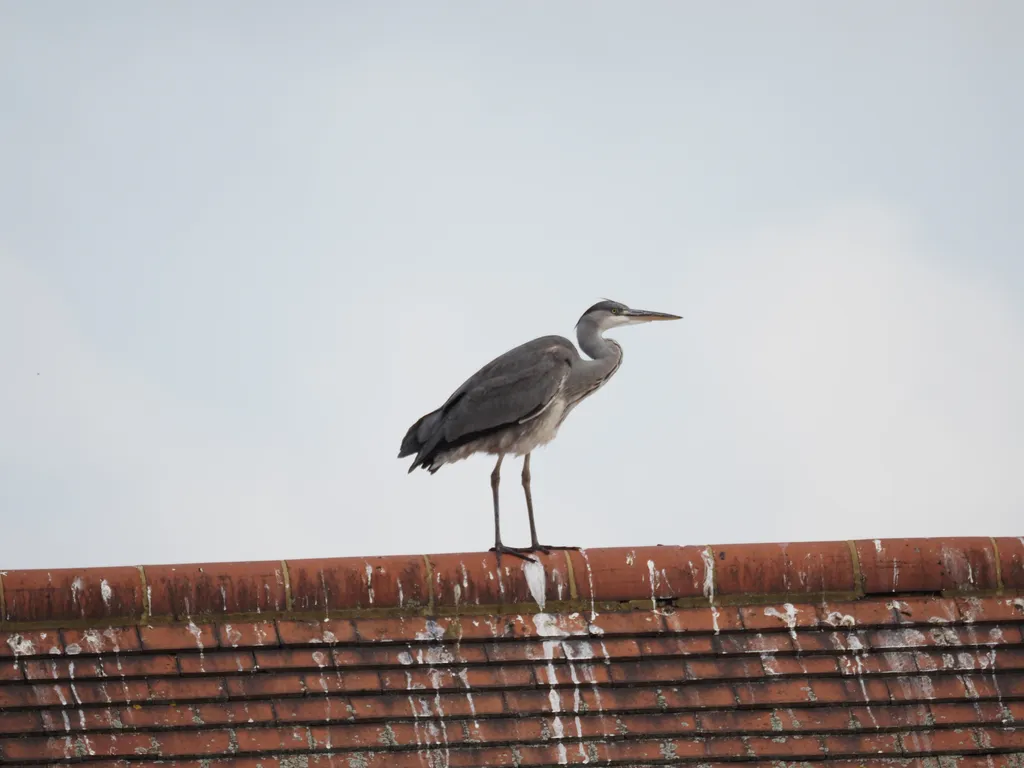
[489,545,538,563]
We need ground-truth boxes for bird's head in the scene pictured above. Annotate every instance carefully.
[576,299,681,331]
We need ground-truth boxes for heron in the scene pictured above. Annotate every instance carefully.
[398,299,681,561]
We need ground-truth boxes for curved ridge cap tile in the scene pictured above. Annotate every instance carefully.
[994,536,1024,590]
[0,566,144,624]
[854,537,1001,594]
[429,550,572,610]
[573,545,709,603]
[709,541,858,597]
[286,554,429,613]
[144,560,289,620]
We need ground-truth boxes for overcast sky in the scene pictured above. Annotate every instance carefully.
[2,2,1022,570]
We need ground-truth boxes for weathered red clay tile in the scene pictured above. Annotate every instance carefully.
[823,732,902,758]
[178,649,255,674]
[763,654,840,676]
[139,622,218,652]
[286,554,428,613]
[995,536,1024,589]
[907,727,981,755]
[275,618,357,645]
[730,679,806,707]
[884,673,968,702]
[818,595,963,630]
[638,634,713,656]
[116,700,205,729]
[0,681,73,708]
[566,635,638,660]
[0,710,41,736]
[0,733,86,763]
[603,737,680,761]
[816,598,893,628]
[235,725,312,753]
[62,626,142,654]
[848,705,929,730]
[662,604,744,634]
[453,611,593,641]
[531,659,610,687]
[986,727,1024,751]
[812,677,891,706]
[158,729,236,757]
[686,656,764,681]
[739,602,820,632]
[575,711,696,738]
[0,661,22,682]
[429,550,571,609]
[352,615,461,643]
[146,676,227,703]
[695,708,775,733]
[714,631,795,655]
[778,706,853,733]
[961,671,1024,701]
[744,733,824,759]
[958,758,1024,768]
[837,650,917,676]
[888,595,962,624]
[68,678,149,705]
[343,642,485,667]
[574,545,708,603]
[557,608,654,637]
[224,674,306,699]
[216,619,279,648]
[36,706,126,733]
[144,561,286,620]
[301,669,381,694]
[258,697,348,723]
[955,595,1024,624]
[21,656,103,680]
[710,541,857,597]
[253,647,337,671]
[0,629,64,658]
[855,537,999,594]
[101,654,179,677]
[1,567,143,624]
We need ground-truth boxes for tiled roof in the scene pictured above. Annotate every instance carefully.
[1,537,1023,767]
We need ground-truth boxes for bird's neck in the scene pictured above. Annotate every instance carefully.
[575,318,623,381]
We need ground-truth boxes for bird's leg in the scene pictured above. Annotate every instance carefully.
[488,454,536,563]
[509,453,579,554]
[522,453,545,552]
[491,454,503,549]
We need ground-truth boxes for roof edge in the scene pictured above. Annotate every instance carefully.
[1,537,1021,628]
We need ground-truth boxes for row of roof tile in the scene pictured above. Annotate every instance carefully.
[4,592,1024,659]
[2,596,1023,764]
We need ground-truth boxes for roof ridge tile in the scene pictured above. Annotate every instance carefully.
[1,537,1019,630]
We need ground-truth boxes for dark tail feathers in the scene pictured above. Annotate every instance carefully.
[398,410,443,472]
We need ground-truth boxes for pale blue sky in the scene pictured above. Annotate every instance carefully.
[2,2,1022,569]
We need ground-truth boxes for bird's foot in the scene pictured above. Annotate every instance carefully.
[489,545,538,563]
[504,544,580,556]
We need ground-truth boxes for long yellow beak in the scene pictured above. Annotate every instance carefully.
[625,308,682,321]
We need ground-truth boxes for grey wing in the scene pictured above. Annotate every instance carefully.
[405,338,574,469]
[440,345,573,446]
[438,335,574,412]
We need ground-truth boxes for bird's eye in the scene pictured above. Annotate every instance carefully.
[610,307,621,315]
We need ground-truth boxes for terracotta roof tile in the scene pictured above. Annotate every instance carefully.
[2,536,1023,766]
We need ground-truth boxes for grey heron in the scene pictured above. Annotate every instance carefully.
[398,299,681,561]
